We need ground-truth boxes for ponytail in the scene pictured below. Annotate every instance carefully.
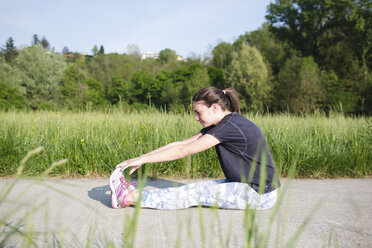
[192,86,240,113]
[224,87,240,113]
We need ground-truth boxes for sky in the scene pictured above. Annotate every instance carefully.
[0,0,273,58]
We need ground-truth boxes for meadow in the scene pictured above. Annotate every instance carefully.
[0,110,371,178]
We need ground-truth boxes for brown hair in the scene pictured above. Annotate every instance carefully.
[192,86,240,113]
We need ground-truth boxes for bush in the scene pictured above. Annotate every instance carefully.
[0,82,26,110]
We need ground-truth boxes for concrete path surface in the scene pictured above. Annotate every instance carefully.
[1,177,371,248]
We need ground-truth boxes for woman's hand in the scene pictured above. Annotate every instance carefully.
[116,156,145,175]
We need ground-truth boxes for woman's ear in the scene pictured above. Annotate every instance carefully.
[211,103,219,113]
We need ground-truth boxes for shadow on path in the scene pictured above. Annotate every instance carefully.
[88,184,111,207]
[143,177,185,189]
[88,178,186,208]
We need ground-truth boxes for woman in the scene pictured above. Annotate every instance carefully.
[110,87,280,210]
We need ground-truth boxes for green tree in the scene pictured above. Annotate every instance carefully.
[322,70,358,114]
[98,45,105,55]
[227,44,271,111]
[158,48,177,64]
[32,34,40,46]
[0,57,23,92]
[59,64,86,108]
[265,0,371,114]
[276,55,326,113]
[0,82,26,110]
[130,70,156,104]
[180,63,210,105]
[266,0,371,71]
[40,36,50,50]
[1,37,18,63]
[325,0,371,76]
[162,62,203,108]
[107,76,130,104]
[83,79,106,107]
[237,23,288,75]
[212,42,234,69]
[155,70,173,107]
[266,0,332,63]
[320,39,369,114]
[208,66,226,89]
[363,75,372,114]
[14,45,67,109]
[0,57,25,110]
[91,45,98,56]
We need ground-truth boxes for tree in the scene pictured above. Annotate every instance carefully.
[14,45,67,109]
[0,82,26,110]
[237,23,288,75]
[158,48,177,64]
[62,46,70,54]
[0,56,24,94]
[0,56,25,109]
[266,0,371,71]
[98,45,105,55]
[59,64,86,108]
[212,42,234,69]
[322,70,359,114]
[40,36,50,50]
[180,63,210,105]
[163,62,210,108]
[326,0,371,78]
[266,0,332,64]
[265,0,371,114]
[154,71,173,107]
[208,66,226,89]
[126,44,141,57]
[32,34,40,46]
[227,44,271,111]
[91,45,98,56]
[83,79,106,106]
[275,55,326,113]
[130,70,156,104]
[107,76,130,104]
[1,37,18,63]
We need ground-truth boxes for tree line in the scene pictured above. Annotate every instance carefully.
[0,0,371,114]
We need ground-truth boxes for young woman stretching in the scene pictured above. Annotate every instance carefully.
[110,87,280,210]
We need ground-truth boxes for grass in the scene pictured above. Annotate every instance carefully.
[0,110,371,178]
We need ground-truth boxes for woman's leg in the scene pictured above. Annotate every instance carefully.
[138,180,278,210]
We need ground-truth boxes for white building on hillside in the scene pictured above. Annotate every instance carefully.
[141,52,159,60]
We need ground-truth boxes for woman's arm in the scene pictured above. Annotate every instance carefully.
[139,132,203,157]
[116,134,220,174]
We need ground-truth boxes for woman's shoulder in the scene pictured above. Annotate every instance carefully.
[230,112,251,124]
[230,113,262,132]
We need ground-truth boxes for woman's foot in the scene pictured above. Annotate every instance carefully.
[109,168,136,208]
[126,190,139,205]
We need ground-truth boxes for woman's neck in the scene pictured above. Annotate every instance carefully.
[214,110,231,125]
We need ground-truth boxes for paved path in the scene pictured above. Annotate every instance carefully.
[1,178,372,247]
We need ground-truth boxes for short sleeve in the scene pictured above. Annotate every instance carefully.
[200,125,214,135]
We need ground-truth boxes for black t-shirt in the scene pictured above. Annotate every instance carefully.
[200,112,280,193]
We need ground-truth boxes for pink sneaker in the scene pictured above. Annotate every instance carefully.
[109,167,136,209]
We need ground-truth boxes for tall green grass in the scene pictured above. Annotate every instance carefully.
[0,110,371,178]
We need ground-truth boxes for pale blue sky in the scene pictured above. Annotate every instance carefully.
[0,0,272,57]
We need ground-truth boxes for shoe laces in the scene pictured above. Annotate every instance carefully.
[118,177,136,192]
[116,177,137,207]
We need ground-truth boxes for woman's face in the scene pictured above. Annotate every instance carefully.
[193,101,216,128]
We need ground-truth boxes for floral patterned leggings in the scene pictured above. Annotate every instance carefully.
[140,179,278,210]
